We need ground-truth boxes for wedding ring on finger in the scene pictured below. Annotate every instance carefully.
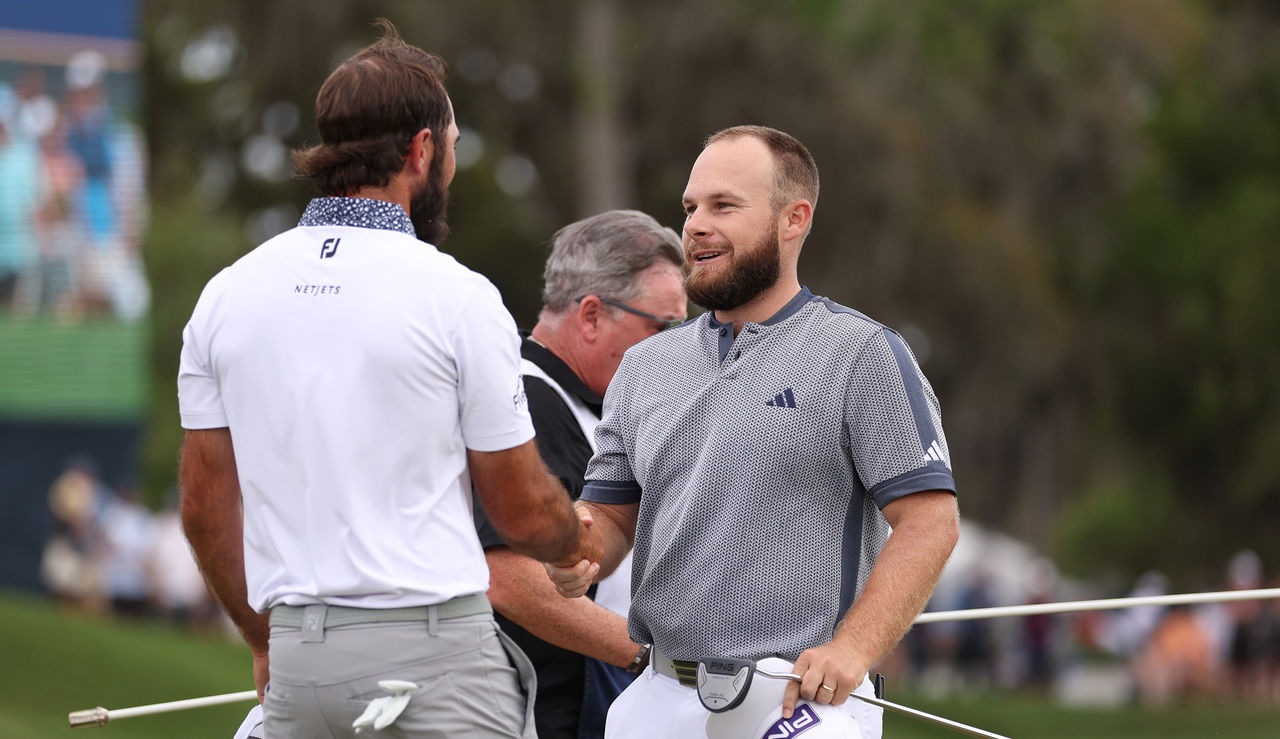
[820,684,836,693]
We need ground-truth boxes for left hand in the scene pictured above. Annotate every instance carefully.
[782,638,866,719]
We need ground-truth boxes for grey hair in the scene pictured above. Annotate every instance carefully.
[541,210,684,314]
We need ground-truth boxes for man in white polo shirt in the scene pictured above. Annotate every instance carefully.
[179,25,597,739]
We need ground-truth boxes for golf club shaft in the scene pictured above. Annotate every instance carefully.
[914,587,1280,625]
[68,690,258,728]
[850,692,1011,739]
[756,670,1010,739]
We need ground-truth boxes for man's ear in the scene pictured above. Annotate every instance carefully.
[408,128,434,175]
[779,199,813,243]
[576,296,604,343]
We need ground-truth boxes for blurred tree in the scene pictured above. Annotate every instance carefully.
[1081,1,1280,581]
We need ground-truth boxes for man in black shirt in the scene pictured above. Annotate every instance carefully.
[474,210,686,739]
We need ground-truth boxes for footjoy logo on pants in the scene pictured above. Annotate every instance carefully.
[760,704,820,739]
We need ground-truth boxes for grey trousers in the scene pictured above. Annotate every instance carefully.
[263,613,537,739]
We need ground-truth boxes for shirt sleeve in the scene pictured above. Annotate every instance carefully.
[473,376,589,549]
[846,328,957,509]
[581,356,642,505]
[452,282,536,452]
[177,278,229,430]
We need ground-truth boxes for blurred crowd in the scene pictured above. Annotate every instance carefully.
[0,51,149,322]
[40,454,217,627]
[884,525,1280,707]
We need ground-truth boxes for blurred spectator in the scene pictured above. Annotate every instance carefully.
[1096,571,1168,657]
[1023,557,1058,688]
[34,106,86,316]
[41,455,109,610]
[96,477,154,616]
[1132,605,1214,706]
[1225,550,1276,701]
[0,83,41,310]
[955,570,995,688]
[147,489,214,625]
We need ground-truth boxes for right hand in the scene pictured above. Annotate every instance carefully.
[546,506,602,597]
[252,649,269,702]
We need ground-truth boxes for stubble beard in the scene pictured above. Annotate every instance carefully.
[410,156,451,246]
[684,230,782,312]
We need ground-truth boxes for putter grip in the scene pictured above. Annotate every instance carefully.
[69,707,110,728]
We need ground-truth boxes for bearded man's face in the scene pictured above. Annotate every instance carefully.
[683,226,781,312]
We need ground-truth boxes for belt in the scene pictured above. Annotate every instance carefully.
[651,648,699,687]
[270,593,492,629]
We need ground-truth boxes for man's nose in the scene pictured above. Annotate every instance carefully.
[684,209,711,240]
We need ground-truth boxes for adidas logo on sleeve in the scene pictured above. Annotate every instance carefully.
[923,439,949,468]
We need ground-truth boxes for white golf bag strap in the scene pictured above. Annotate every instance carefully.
[521,359,599,453]
[520,358,633,619]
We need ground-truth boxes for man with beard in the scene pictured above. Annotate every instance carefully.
[179,24,598,739]
[546,126,960,739]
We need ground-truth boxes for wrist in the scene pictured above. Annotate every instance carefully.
[626,643,652,674]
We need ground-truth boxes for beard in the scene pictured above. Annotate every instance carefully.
[409,157,451,245]
[684,230,782,312]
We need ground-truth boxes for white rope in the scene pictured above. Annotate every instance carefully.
[914,587,1280,625]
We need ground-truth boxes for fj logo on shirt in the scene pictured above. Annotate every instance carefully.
[513,377,528,412]
[765,388,798,408]
[320,237,340,259]
[760,704,820,739]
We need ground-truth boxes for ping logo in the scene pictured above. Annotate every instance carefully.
[765,388,798,408]
[761,704,820,739]
[320,237,341,259]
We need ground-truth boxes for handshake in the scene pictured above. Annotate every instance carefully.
[543,502,607,598]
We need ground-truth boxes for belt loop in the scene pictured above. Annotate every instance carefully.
[428,604,439,637]
[301,604,327,643]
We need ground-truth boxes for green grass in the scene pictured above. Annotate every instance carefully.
[3,589,1279,738]
[0,590,254,739]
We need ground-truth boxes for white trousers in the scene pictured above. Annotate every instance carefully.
[603,666,882,739]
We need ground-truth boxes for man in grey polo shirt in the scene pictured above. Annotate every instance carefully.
[547,126,960,739]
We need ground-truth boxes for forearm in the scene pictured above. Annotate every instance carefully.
[579,500,633,581]
[488,548,640,667]
[470,442,589,566]
[179,430,269,654]
[834,492,959,669]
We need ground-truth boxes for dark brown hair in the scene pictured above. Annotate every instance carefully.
[704,125,819,212]
[292,20,451,196]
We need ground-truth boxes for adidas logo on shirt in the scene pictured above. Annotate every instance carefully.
[765,388,798,408]
[923,439,948,467]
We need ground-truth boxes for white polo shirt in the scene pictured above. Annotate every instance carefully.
[178,197,534,612]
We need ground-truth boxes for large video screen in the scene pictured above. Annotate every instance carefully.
[0,1,147,420]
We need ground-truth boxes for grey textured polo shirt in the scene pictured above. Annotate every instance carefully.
[580,287,956,662]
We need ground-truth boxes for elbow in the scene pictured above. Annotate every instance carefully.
[940,499,961,554]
